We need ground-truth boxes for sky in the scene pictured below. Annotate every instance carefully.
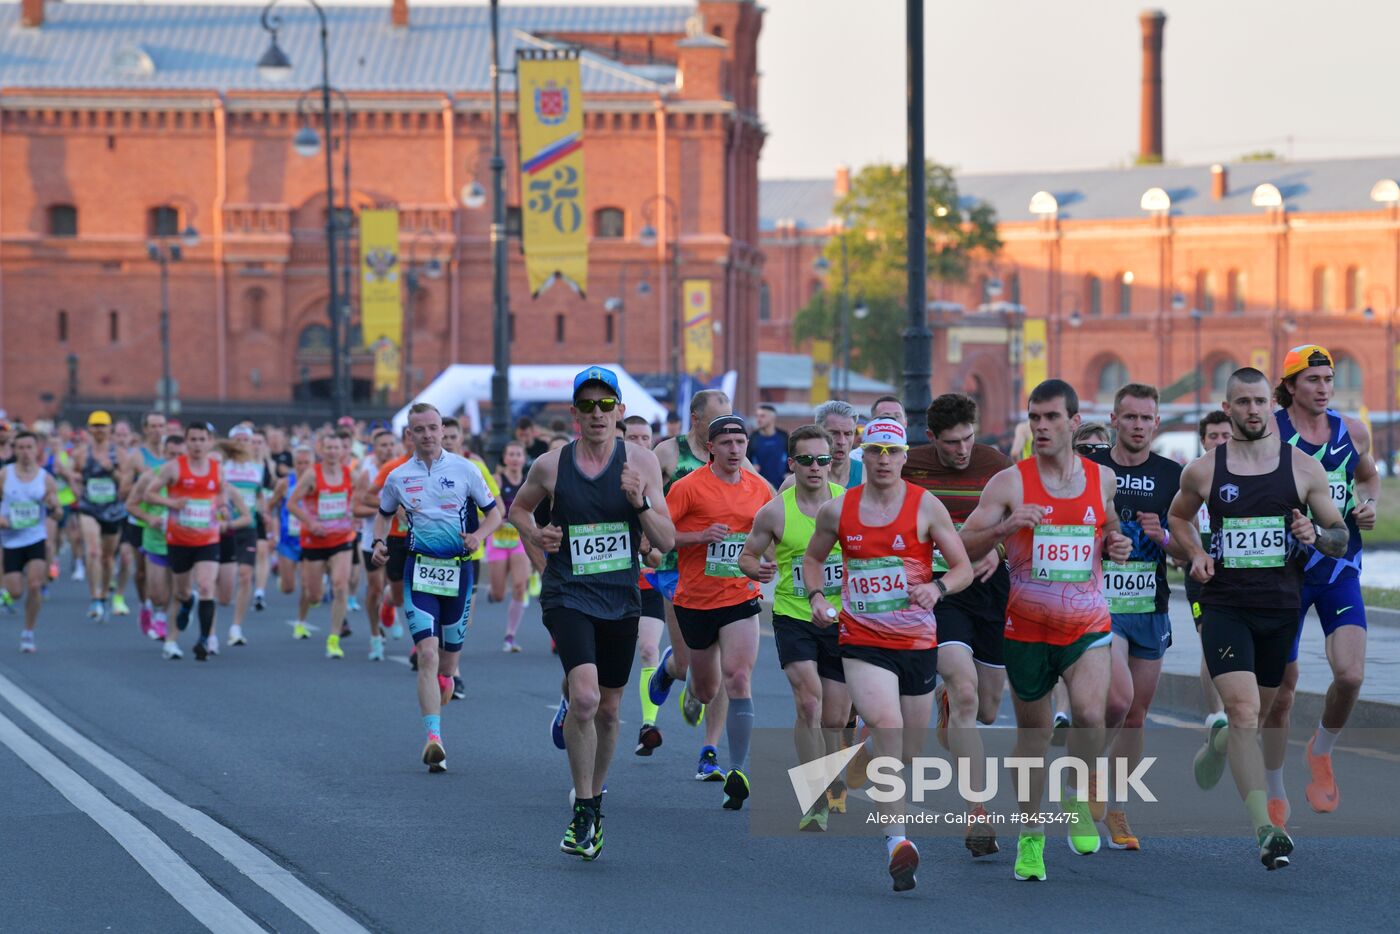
[77,1,1400,179]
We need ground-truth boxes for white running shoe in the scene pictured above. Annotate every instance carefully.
[72,562,86,582]
[20,632,36,654]
[229,625,247,646]
[163,642,183,660]
[206,634,220,655]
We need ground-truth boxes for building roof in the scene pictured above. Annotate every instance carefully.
[760,154,1400,231]
[0,2,690,94]
[757,352,894,395]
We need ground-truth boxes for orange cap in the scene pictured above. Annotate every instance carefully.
[1281,344,1333,379]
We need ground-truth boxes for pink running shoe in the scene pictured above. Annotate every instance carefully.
[153,617,169,640]
[139,606,154,640]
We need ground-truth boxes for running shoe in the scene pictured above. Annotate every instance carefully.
[368,635,385,662]
[389,622,404,640]
[1050,712,1070,747]
[340,623,352,639]
[48,562,59,581]
[1193,721,1229,790]
[0,590,15,613]
[560,804,599,858]
[253,590,266,612]
[502,636,521,653]
[1305,733,1340,813]
[326,634,344,660]
[347,595,361,612]
[1013,832,1047,881]
[888,839,919,893]
[162,641,183,660]
[680,683,705,727]
[635,723,662,756]
[409,648,418,670]
[799,800,830,832]
[228,625,247,647]
[695,745,725,781]
[423,735,447,773]
[87,599,104,621]
[138,605,153,639]
[826,779,848,814]
[193,640,208,662]
[111,594,130,616]
[20,631,36,654]
[1063,795,1101,855]
[1105,810,1140,850]
[72,561,85,582]
[175,602,191,632]
[1257,824,1293,870]
[153,616,168,640]
[551,696,569,749]
[722,768,750,810]
[379,601,395,632]
[206,634,220,655]
[1268,797,1291,829]
[647,646,676,706]
[452,675,466,700]
[965,804,999,858]
[437,674,453,705]
[292,622,309,640]
[934,682,950,750]
[1086,771,1106,822]
[528,571,541,597]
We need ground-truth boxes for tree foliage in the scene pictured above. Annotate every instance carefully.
[792,161,1001,386]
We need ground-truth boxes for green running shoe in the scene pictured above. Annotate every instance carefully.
[1013,832,1047,881]
[1063,796,1101,855]
[1257,824,1293,871]
[679,683,705,727]
[560,804,599,859]
[1194,723,1229,790]
[722,768,750,810]
[799,800,830,832]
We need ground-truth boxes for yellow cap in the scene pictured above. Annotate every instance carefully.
[1281,344,1333,379]
[87,410,112,427]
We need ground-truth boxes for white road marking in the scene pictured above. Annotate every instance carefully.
[0,672,367,934]
[0,711,263,934]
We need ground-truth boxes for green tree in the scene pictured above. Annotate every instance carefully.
[793,161,1000,386]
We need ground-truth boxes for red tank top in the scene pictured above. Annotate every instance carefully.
[836,481,937,651]
[166,456,222,547]
[1004,457,1111,646]
[300,463,356,549]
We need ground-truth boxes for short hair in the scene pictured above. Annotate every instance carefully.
[926,393,978,438]
[163,433,185,447]
[516,417,534,430]
[1113,382,1159,411]
[142,411,165,428]
[442,417,460,431]
[1028,379,1079,417]
[787,424,833,457]
[1227,367,1268,401]
[549,418,568,434]
[813,399,857,424]
[13,430,37,445]
[622,415,650,428]
[690,389,728,417]
[408,402,441,418]
[371,428,393,442]
[334,429,353,443]
[1198,409,1230,439]
[1073,422,1110,444]
[184,421,212,437]
[666,410,682,423]
[871,394,904,417]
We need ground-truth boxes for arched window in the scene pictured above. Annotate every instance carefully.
[47,204,77,237]
[244,288,266,333]
[148,205,179,238]
[1227,269,1246,314]
[297,324,333,356]
[1313,266,1334,312]
[1117,272,1133,316]
[57,309,69,343]
[978,274,991,305]
[1097,357,1130,404]
[1007,271,1021,306]
[1345,266,1366,311]
[1196,270,1216,314]
[1210,357,1239,397]
[1333,354,1363,409]
[1086,274,1102,317]
[759,281,771,321]
[593,207,624,239]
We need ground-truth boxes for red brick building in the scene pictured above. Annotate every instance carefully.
[0,0,765,419]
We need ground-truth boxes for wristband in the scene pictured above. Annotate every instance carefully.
[995,542,1007,560]
[1162,528,1171,548]
[934,578,949,598]
[372,538,386,548]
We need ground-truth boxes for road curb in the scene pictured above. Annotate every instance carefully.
[1156,672,1400,729]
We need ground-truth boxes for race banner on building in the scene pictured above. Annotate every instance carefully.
[810,340,832,406]
[683,279,714,378]
[1022,317,1047,400]
[360,208,402,349]
[371,337,400,394]
[517,50,588,296]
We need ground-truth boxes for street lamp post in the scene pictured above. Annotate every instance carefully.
[486,0,511,467]
[1365,296,1396,473]
[902,0,933,443]
[639,197,682,406]
[148,225,200,415]
[258,0,345,419]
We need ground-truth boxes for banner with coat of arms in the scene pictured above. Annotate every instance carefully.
[682,279,714,379]
[1022,317,1047,401]
[360,208,402,349]
[516,50,588,296]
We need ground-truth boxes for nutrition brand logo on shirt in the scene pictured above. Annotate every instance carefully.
[892,535,906,551]
[1220,484,1240,503]
[1118,475,1155,493]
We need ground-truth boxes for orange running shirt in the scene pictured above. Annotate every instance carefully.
[166,456,222,548]
[667,465,772,610]
[299,463,356,549]
[372,454,411,538]
[1004,457,1111,646]
[836,482,937,650]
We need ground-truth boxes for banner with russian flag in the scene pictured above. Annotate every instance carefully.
[516,50,588,296]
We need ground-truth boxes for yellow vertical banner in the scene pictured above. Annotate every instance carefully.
[1022,318,1047,401]
[1250,348,1270,375]
[372,338,401,394]
[810,340,832,406]
[360,208,402,348]
[682,279,714,379]
[517,50,588,296]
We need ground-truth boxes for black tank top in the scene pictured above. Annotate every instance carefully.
[1201,442,1304,610]
[540,440,642,619]
[80,444,127,523]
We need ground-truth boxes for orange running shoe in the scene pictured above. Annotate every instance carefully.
[1267,797,1290,829]
[1305,733,1340,813]
[1105,810,1140,850]
[1086,771,1107,822]
[888,839,919,892]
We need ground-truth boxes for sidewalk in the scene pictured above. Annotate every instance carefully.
[1158,595,1400,727]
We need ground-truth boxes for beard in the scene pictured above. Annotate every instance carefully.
[1231,417,1270,441]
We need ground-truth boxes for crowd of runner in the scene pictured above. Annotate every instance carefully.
[0,342,1372,889]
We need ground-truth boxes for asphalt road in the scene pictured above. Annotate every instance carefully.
[1,574,1396,933]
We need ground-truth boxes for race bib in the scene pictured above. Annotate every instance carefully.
[87,477,117,504]
[932,522,964,573]
[568,522,632,575]
[846,556,908,614]
[177,499,213,530]
[239,486,259,514]
[492,524,521,549]
[1031,524,1095,582]
[704,533,747,578]
[1326,467,1350,515]
[412,556,460,596]
[287,514,301,538]
[792,552,843,598]
[1221,516,1286,568]
[1195,504,1211,545]
[317,491,348,521]
[1103,561,1157,614]
[8,501,42,530]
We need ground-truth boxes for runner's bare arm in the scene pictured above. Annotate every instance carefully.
[653,438,679,483]
[921,491,972,600]
[468,503,504,554]
[350,470,377,519]
[43,472,60,514]
[508,449,562,552]
[738,498,782,580]
[777,473,796,493]
[1292,452,1348,557]
[125,474,159,526]
[143,461,184,509]
[959,467,1036,560]
[623,444,675,554]
[1168,456,1215,582]
[1344,415,1380,530]
[117,450,139,500]
[803,497,844,626]
[286,471,319,533]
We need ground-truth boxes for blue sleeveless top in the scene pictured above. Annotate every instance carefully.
[1275,408,1362,584]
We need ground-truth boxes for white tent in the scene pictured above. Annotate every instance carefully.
[392,364,667,433]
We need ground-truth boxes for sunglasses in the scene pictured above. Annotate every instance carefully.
[1075,442,1111,456]
[861,443,909,457]
[792,453,833,467]
[574,398,619,414]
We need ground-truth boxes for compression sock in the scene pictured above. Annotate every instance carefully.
[197,600,215,641]
[423,715,441,740]
[1245,790,1271,832]
[726,697,755,771]
[505,598,525,639]
[176,598,194,632]
[639,667,660,725]
[1312,722,1340,756]
[1265,767,1287,801]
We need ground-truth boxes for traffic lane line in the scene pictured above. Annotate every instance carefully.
[0,711,264,934]
[0,672,369,934]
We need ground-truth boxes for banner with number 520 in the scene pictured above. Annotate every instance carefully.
[516,50,588,297]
